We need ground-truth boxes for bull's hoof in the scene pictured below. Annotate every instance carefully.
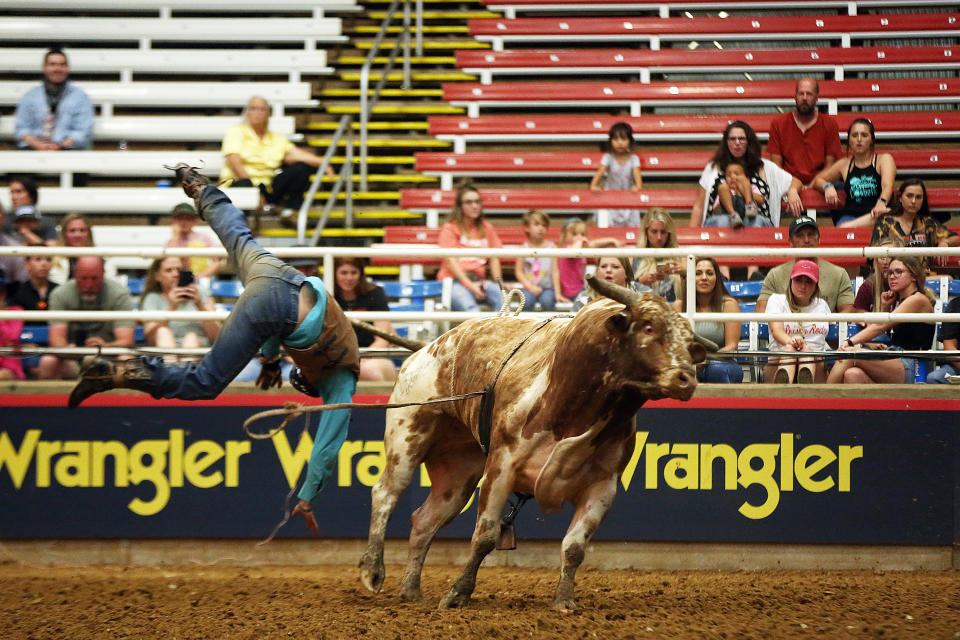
[358,553,385,594]
[552,596,576,612]
[399,587,423,603]
[438,588,471,609]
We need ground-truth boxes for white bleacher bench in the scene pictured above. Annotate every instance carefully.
[92,224,225,277]
[0,186,258,215]
[0,48,332,84]
[0,17,346,48]
[0,151,224,187]
[0,115,298,143]
[0,0,359,17]
[0,82,317,116]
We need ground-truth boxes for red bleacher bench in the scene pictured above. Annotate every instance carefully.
[416,150,960,188]
[443,78,959,117]
[468,13,960,38]
[457,45,960,83]
[375,225,941,269]
[429,112,960,150]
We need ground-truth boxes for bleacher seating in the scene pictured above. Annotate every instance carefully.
[0,17,346,47]
[458,45,960,84]
[429,112,960,151]
[0,115,299,143]
[417,149,960,189]
[0,81,317,115]
[468,13,960,49]
[92,224,225,276]
[443,78,959,117]
[0,151,223,187]
[399,187,960,227]
[0,0,359,14]
[0,48,332,83]
[0,187,258,215]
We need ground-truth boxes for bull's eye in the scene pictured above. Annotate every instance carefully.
[642,321,655,335]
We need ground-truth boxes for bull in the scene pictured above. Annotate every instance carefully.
[358,275,708,610]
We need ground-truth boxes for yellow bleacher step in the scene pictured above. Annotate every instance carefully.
[308,138,450,148]
[313,191,400,201]
[367,10,500,18]
[320,174,436,183]
[337,56,456,65]
[326,104,464,114]
[339,71,475,82]
[326,155,416,165]
[353,25,470,34]
[304,210,418,220]
[354,40,490,50]
[307,121,428,131]
[321,88,443,98]
[259,227,386,238]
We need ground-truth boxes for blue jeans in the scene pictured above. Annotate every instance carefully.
[521,286,556,311]
[703,213,774,228]
[146,186,305,400]
[926,363,957,384]
[698,359,744,384]
[449,279,504,312]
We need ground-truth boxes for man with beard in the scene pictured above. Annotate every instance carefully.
[767,78,842,187]
[36,256,133,379]
[14,48,93,150]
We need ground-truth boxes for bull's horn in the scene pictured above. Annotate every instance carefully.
[693,334,719,353]
[350,319,427,352]
[586,273,643,306]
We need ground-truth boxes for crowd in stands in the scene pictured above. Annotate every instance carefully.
[2,42,958,386]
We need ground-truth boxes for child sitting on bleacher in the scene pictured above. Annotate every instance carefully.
[555,217,619,305]
[590,122,643,228]
[0,271,24,380]
[514,209,556,311]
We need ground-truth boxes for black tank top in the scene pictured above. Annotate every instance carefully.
[891,293,935,351]
[833,155,881,225]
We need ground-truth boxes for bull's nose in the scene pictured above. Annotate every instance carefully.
[673,370,695,390]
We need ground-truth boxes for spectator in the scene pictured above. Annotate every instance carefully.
[334,257,397,382]
[926,295,960,384]
[827,256,935,384]
[10,206,56,247]
[755,216,855,314]
[870,178,959,269]
[4,176,57,243]
[0,272,25,381]
[853,237,902,314]
[49,212,93,285]
[219,95,335,221]
[554,217,619,305]
[633,208,682,302]
[690,120,802,228]
[767,78,843,187]
[14,48,93,151]
[590,122,643,227]
[165,203,222,280]
[763,259,830,384]
[710,159,764,229]
[11,251,57,377]
[0,230,29,288]
[573,255,641,311]
[36,256,134,380]
[437,185,504,313]
[139,257,220,360]
[672,257,743,384]
[514,209,556,311]
[812,118,896,228]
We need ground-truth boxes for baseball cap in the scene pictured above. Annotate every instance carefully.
[790,259,820,283]
[171,202,198,217]
[286,245,318,268]
[14,205,40,219]
[788,216,818,236]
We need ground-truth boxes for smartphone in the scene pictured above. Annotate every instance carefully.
[178,270,195,287]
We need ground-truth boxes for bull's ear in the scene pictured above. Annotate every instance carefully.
[688,342,707,365]
[606,311,632,333]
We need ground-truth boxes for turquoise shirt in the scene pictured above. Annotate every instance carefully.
[260,276,326,359]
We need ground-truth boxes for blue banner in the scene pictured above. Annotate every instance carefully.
[0,395,956,544]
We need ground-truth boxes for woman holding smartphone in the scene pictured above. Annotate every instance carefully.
[139,257,221,359]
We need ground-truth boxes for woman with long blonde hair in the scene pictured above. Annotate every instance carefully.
[634,207,682,302]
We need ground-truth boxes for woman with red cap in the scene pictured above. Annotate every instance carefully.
[763,259,830,383]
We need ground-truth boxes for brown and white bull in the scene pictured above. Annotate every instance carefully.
[358,275,708,610]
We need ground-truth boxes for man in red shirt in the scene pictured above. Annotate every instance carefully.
[767,78,843,187]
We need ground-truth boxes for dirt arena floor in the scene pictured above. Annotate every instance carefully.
[1,564,958,640]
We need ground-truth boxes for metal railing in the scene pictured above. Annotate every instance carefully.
[297,0,421,244]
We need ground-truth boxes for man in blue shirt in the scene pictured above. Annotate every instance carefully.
[68,165,360,533]
[14,48,93,150]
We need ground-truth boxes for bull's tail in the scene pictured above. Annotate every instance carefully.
[350,319,428,352]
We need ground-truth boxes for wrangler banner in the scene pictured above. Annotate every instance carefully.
[1,395,957,544]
